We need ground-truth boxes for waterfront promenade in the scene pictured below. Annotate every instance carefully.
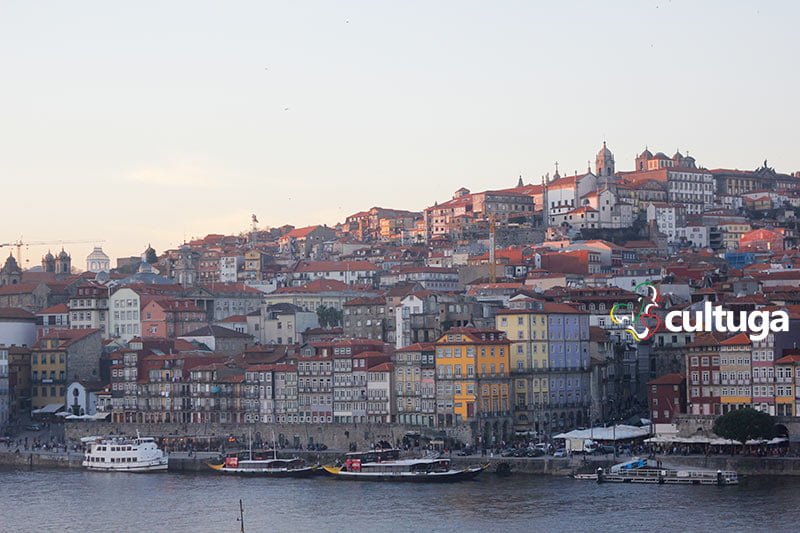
[5,446,800,477]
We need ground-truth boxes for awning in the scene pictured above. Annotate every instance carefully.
[32,403,65,415]
[553,425,650,442]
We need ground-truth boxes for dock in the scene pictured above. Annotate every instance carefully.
[574,458,739,485]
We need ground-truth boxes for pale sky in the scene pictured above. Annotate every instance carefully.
[1,1,798,267]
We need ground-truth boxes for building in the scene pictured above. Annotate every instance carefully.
[719,333,753,414]
[686,333,723,416]
[36,303,70,339]
[366,362,394,423]
[279,225,337,258]
[0,346,8,431]
[7,346,32,418]
[68,283,109,335]
[141,299,207,338]
[343,296,387,341]
[495,303,591,435]
[30,328,102,409]
[0,254,22,287]
[434,328,511,430]
[0,307,36,347]
[289,260,379,287]
[108,287,143,341]
[646,202,684,243]
[65,380,106,416]
[178,325,253,354]
[380,266,461,291]
[259,303,319,345]
[647,373,686,424]
[86,247,110,273]
[394,343,436,427]
[264,279,380,313]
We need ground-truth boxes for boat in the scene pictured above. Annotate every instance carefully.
[82,433,168,472]
[573,457,738,485]
[208,428,317,477]
[322,448,488,482]
[208,449,317,477]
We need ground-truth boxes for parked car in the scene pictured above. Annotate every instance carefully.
[500,448,518,457]
[526,448,546,457]
[596,444,615,455]
[25,424,43,432]
[553,448,568,458]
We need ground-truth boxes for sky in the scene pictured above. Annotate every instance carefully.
[1,0,798,268]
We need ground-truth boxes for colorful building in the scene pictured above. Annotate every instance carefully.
[434,328,510,428]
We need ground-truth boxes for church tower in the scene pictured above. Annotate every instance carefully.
[56,249,71,275]
[0,254,22,286]
[595,141,615,177]
[42,251,56,273]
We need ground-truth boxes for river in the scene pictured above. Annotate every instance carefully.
[2,468,799,532]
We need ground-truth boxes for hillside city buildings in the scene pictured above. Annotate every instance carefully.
[3,142,800,445]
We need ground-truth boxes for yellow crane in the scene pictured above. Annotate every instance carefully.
[0,237,105,265]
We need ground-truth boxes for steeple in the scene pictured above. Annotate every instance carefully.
[595,141,615,177]
[517,175,524,188]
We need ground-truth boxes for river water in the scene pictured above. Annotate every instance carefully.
[2,468,799,533]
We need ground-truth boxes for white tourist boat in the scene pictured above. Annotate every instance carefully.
[82,433,169,472]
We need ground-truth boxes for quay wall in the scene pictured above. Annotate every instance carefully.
[63,421,475,451]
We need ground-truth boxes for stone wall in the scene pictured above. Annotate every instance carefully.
[64,421,476,450]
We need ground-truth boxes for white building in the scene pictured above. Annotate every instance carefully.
[86,247,110,273]
[0,308,36,347]
[646,202,684,243]
[108,288,142,341]
[676,224,711,248]
[219,256,243,283]
[666,169,715,215]
[290,260,379,287]
[68,284,109,336]
[66,381,103,416]
[367,362,394,423]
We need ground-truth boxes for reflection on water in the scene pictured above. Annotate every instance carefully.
[2,469,800,533]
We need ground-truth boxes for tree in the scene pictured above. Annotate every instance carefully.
[316,305,343,328]
[712,408,774,445]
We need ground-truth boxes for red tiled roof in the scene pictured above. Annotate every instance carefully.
[396,342,436,352]
[294,260,378,273]
[368,362,394,372]
[284,225,324,239]
[0,307,36,320]
[648,373,685,386]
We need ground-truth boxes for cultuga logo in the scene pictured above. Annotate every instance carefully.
[609,282,789,342]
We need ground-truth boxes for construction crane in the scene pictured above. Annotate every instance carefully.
[488,215,497,284]
[0,238,106,265]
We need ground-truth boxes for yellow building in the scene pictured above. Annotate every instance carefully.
[719,333,752,413]
[434,328,510,426]
[719,222,752,251]
[496,309,549,411]
[31,329,102,409]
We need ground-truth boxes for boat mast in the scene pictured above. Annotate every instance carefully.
[237,499,245,533]
[248,428,252,461]
[271,429,277,460]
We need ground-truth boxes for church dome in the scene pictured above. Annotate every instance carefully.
[58,249,70,260]
[2,254,21,274]
[44,251,54,261]
[597,141,614,159]
[87,246,109,260]
[640,148,653,158]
